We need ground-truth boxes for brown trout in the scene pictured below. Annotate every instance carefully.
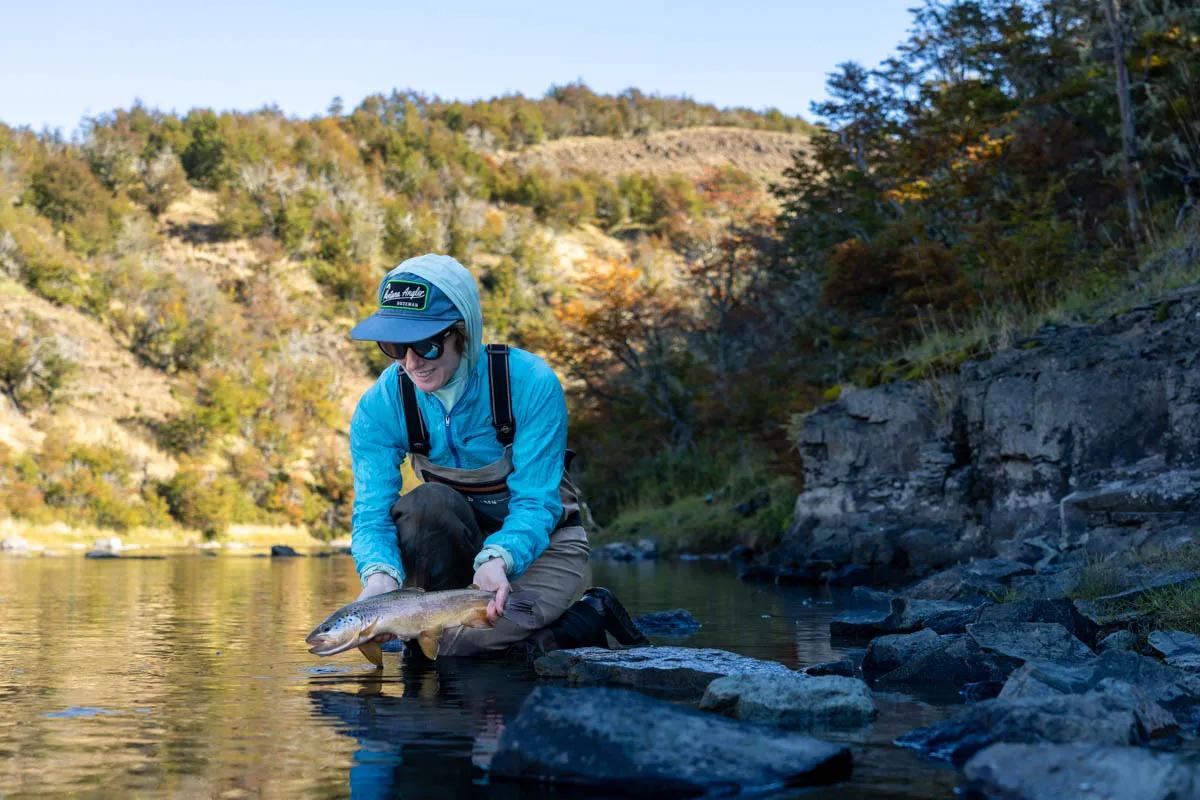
[305,587,537,666]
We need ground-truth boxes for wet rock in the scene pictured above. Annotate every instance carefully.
[997,652,1200,715]
[1098,629,1139,653]
[973,598,1098,645]
[489,687,853,794]
[270,544,302,557]
[896,680,1177,765]
[966,622,1095,666]
[862,629,941,677]
[700,673,877,730]
[962,743,1200,800]
[634,609,701,636]
[84,550,120,559]
[875,634,1008,691]
[904,558,1035,601]
[1148,630,1200,672]
[534,646,794,698]
[830,597,978,638]
[635,538,658,559]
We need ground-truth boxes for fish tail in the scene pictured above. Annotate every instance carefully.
[501,589,543,631]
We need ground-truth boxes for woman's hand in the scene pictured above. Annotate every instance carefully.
[356,573,399,643]
[472,557,510,622]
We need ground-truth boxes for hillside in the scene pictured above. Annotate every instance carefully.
[496,126,809,185]
[0,104,808,548]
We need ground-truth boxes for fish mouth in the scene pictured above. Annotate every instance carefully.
[306,633,363,657]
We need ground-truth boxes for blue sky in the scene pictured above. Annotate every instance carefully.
[2,1,915,135]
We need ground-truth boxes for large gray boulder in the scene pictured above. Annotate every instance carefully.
[700,673,877,730]
[962,743,1200,800]
[534,646,793,698]
[489,687,853,794]
[897,680,1177,765]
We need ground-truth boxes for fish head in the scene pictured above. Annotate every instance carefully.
[305,606,381,656]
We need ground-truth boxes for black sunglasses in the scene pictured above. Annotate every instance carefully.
[377,328,454,361]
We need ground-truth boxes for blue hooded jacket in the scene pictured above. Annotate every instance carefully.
[349,255,568,586]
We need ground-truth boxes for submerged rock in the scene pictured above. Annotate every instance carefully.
[634,610,701,636]
[700,673,877,730]
[962,743,1200,800]
[489,687,853,794]
[897,680,1177,765]
[534,646,793,698]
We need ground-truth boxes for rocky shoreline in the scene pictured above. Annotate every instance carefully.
[494,569,1200,798]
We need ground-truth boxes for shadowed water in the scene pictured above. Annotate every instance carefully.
[0,554,958,798]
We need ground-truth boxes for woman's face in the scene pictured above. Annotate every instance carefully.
[399,339,462,392]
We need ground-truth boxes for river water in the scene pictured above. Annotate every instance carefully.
[0,553,958,798]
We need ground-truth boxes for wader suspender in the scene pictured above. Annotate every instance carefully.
[398,344,516,453]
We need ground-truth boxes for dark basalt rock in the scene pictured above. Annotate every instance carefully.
[1147,630,1200,673]
[962,743,1200,800]
[634,609,701,636]
[965,622,1095,667]
[904,558,1036,602]
[874,634,1009,692]
[997,652,1200,716]
[896,679,1177,765]
[489,687,853,794]
[972,598,1098,646]
[862,629,941,677]
[270,545,302,557]
[831,597,979,638]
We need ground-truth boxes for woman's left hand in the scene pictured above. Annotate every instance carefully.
[473,557,510,622]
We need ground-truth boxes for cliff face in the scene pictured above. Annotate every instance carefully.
[785,285,1200,578]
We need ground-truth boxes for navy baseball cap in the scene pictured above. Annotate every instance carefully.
[350,272,463,343]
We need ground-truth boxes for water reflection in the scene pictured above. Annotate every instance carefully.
[0,553,957,798]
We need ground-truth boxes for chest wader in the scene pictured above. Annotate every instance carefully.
[398,344,584,535]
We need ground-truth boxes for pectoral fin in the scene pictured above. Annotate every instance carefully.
[417,629,442,660]
[358,641,384,668]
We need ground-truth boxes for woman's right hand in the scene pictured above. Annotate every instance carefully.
[356,573,400,644]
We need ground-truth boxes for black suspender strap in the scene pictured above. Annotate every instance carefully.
[398,370,431,456]
[485,344,516,447]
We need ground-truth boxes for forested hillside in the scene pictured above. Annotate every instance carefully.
[1,0,1198,554]
[0,83,808,544]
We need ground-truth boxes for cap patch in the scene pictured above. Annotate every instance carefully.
[380,279,429,311]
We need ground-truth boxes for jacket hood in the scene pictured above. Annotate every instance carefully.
[388,254,484,370]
